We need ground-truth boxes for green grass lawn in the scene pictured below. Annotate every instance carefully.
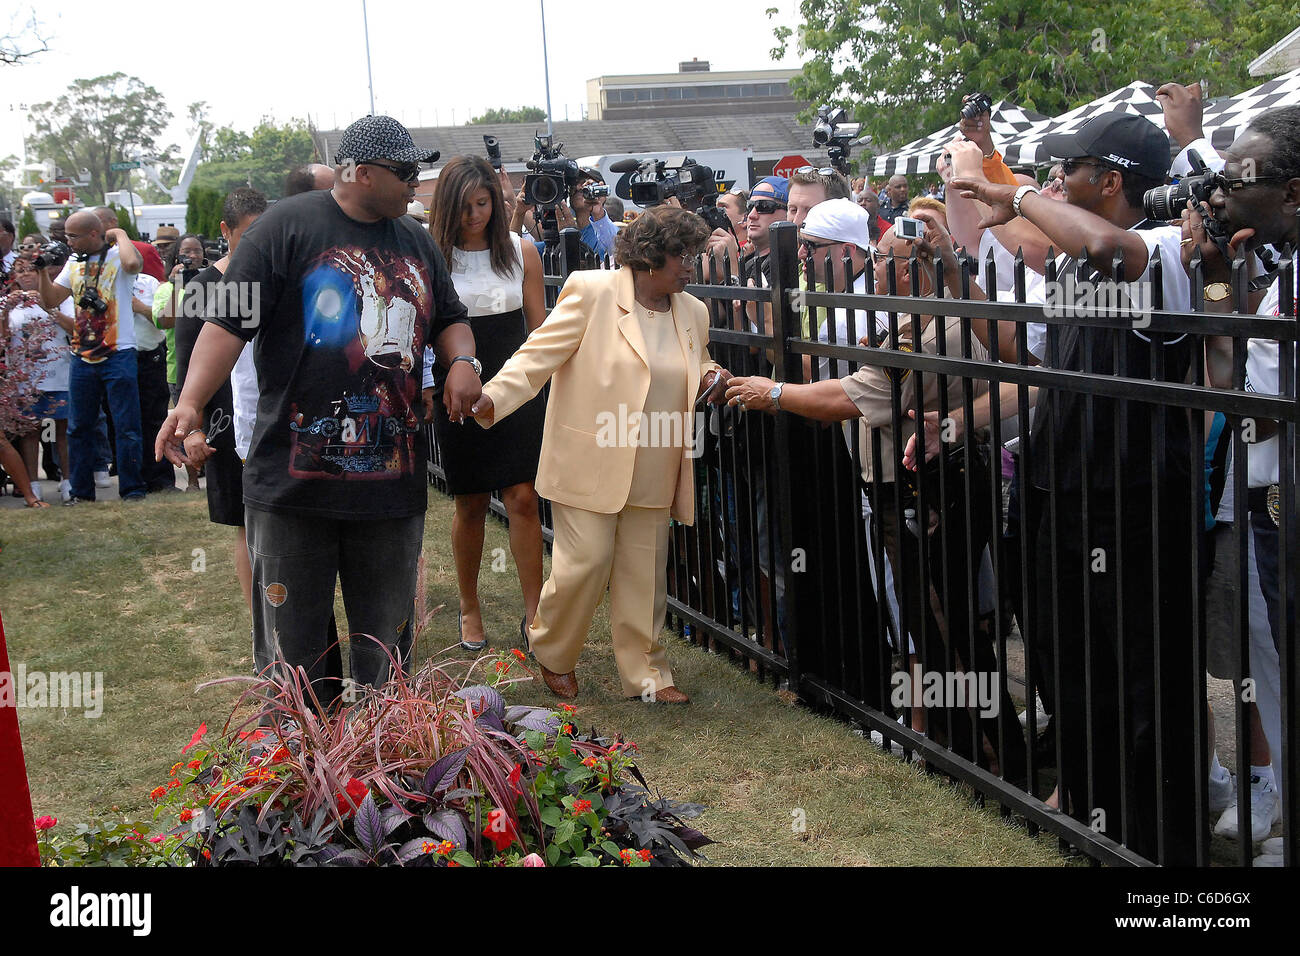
[1,490,1064,866]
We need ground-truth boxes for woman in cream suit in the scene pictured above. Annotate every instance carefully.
[469,207,730,703]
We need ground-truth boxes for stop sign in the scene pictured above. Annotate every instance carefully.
[772,155,811,179]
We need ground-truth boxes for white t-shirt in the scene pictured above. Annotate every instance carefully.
[7,299,72,392]
[132,273,166,350]
[54,244,140,361]
[1244,252,1298,487]
[231,341,259,461]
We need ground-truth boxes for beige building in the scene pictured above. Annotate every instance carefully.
[587,60,804,121]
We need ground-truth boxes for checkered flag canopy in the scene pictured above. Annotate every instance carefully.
[868,101,1051,176]
[1203,68,1300,149]
[1001,83,1167,166]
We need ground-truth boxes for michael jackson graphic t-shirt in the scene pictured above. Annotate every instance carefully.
[207,189,470,519]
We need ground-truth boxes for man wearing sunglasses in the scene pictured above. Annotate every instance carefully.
[950,110,1203,865]
[157,114,478,709]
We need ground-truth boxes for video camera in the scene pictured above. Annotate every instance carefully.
[812,105,860,176]
[32,240,71,270]
[483,134,502,170]
[626,156,732,236]
[523,134,581,209]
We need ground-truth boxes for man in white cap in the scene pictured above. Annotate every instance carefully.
[795,197,874,382]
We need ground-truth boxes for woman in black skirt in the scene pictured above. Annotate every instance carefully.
[425,157,546,651]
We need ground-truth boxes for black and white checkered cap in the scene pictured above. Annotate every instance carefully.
[335,115,439,165]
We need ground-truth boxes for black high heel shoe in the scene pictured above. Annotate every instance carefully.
[459,614,487,653]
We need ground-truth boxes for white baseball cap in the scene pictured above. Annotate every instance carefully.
[801,198,872,251]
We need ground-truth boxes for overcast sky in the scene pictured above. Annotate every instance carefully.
[3,0,807,174]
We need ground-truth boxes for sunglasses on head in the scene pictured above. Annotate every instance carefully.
[360,160,422,184]
[746,198,786,215]
[795,165,837,177]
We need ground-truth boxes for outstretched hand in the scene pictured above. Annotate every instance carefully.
[947,178,1019,229]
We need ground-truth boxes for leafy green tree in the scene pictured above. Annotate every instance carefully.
[111,203,140,241]
[28,73,172,204]
[190,117,316,200]
[19,206,39,240]
[769,1,1300,151]
[469,106,548,125]
[185,185,224,238]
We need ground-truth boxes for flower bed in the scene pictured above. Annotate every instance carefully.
[36,650,711,867]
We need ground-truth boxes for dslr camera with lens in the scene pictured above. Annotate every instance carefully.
[77,286,109,316]
[32,240,72,270]
[812,105,861,175]
[523,134,580,209]
[960,92,994,120]
[1143,148,1221,223]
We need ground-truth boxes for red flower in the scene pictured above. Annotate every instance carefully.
[511,649,527,662]
[447,860,460,867]
[494,660,510,674]
[619,848,633,863]
[271,746,291,763]
[186,759,203,770]
[581,756,598,768]
[33,815,57,831]
[149,786,168,802]
[167,779,181,790]
[560,723,574,735]
[169,762,184,777]
[237,729,267,743]
[482,808,520,852]
[507,763,522,796]
[149,835,165,844]
[558,703,575,713]
[181,722,207,755]
[201,848,211,860]
[335,778,368,816]
[179,809,194,824]
[638,848,652,862]
[572,799,592,815]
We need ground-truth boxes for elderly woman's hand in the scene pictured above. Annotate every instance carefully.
[697,367,732,404]
[724,375,779,413]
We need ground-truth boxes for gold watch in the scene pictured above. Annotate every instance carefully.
[1204,282,1232,302]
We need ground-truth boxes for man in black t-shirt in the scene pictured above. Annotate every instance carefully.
[156,116,478,707]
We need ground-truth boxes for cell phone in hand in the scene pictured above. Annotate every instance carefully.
[895,216,924,241]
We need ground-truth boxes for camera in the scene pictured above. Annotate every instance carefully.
[180,255,195,268]
[895,216,925,241]
[581,182,609,202]
[523,134,580,208]
[483,134,502,170]
[960,92,994,120]
[812,105,861,175]
[627,156,733,236]
[32,240,71,270]
[1143,148,1221,223]
[78,287,108,315]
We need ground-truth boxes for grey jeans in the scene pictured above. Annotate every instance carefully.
[245,507,425,709]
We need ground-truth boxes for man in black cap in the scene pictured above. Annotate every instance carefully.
[951,112,1199,865]
[156,115,479,708]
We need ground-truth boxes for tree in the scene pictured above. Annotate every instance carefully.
[190,117,316,200]
[1,8,49,65]
[18,206,38,240]
[769,1,1300,152]
[469,106,548,125]
[28,73,172,204]
[185,185,224,238]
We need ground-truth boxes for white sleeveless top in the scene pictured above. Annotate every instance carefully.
[448,233,525,316]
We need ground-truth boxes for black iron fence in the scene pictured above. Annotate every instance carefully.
[429,220,1297,867]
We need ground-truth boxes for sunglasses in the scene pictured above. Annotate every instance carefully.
[1219,172,1285,192]
[746,199,786,215]
[795,165,837,177]
[799,236,839,253]
[1061,159,1109,176]
[361,161,422,184]
[18,242,41,250]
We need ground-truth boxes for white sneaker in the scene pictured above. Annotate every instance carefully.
[1018,693,1050,730]
[94,470,112,488]
[1214,775,1281,842]
[1260,836,1284,856]
[58,479,71,504]
[1209,770,1236,814]
[870,715,907,756]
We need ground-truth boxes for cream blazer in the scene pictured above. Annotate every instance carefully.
[477,267,719,525]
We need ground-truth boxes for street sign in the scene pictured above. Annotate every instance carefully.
[772,155,811,179]
[110,161,142,171]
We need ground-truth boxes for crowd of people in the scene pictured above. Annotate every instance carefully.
[4,83,1295,866]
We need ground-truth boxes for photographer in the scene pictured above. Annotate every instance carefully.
[37,209,147,502]
[1180,105,1300,861]
[569,171,617,260]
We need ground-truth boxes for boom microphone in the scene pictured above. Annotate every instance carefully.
[608,158,642,173]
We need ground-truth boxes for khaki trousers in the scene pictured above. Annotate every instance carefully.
[528,502,674,698]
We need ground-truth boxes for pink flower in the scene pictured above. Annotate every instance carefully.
[181,722,208,755]
[520,853,545,867]
[149,835,165,844]
[33,815,57,831]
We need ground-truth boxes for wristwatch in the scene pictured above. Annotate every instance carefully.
[1012,184,1038,218]
[1204,282,1232,302]
[450,355,482,377]
[769,382,784,411]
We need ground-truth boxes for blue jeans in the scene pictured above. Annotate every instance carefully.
[95,410,112,471]
[244,508,425,710]
[68,350,145,499]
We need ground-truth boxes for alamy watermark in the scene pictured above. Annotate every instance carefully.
[1043,274,1155,327]
[595,405,709,459]
[0,666,103,717]
[889,665,1000,718]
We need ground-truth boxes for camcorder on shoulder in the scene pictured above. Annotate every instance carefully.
[625,156,732,236]
[812,105,860,175]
